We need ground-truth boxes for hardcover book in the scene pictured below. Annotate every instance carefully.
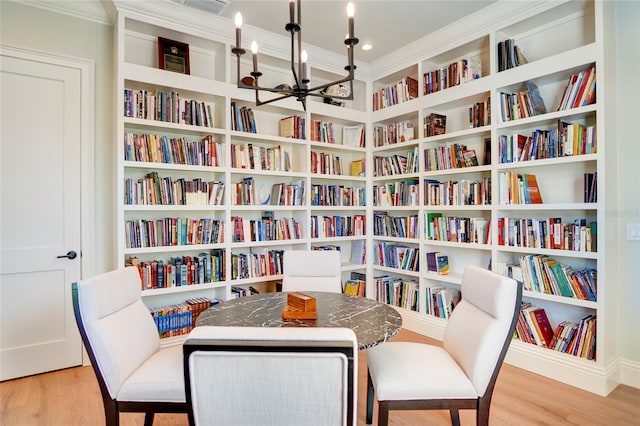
[436,254,449,275]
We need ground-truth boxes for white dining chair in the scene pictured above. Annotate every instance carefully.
[281,250,342,293]
[183,325,358,426]
[365,265,521,426]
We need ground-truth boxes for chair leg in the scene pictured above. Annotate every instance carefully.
[450,409,460,426]
[143,412,154,426]
[377,401,389,426]
[366,370,374,424]
[103,400,119,426]
[477,399,490,426]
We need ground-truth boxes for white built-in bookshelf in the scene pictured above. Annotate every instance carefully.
[115,0,617,395]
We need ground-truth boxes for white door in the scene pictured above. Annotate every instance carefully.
[0,49,83,380]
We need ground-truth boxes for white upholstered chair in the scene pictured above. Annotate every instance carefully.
[72,266,186,426]
[183,325,358,426]
[281,250,342,293]
[365,265,522,426]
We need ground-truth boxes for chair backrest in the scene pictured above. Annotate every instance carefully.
[72,266,160,399]
[281,250,342,293]
[183,326,357,426]
[442,265,521,397]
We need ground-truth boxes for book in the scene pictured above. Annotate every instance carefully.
[350,159,365,177]
[342,124,364,147]
[426,251,440,272]
[525,80,547,115]
[424,113,447,137]
[525,174,543,204]
[483,137,491,165]
[436,254,449,275]
[530,307,554,348]
[461,149,479,166]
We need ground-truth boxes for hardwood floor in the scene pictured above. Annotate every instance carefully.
[1,329,639,426]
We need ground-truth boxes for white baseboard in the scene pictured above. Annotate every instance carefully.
[619,358,640,390]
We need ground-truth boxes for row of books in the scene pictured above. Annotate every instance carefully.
[499,80,547,122]
[497,217,597,252]
[515,303,596,360]
[469,97,491,128]
[372,120,415,147]
[423,177,491,207]
[231,215,302,243]
[125,217,224,248]
[498,122,597,164]
[551,315,596,359]
[232,177,257,205]
[124,173,224,206]
[310,184,366,207]
[424,213,490,245]
[269,181,305,206]
[343,278,366,297]
[150,297,218,338]
[308,119,335,143]
[373,148,419,177]
[127,251,225,290]
[558,66,596,111]
[279,115,305,139]
[231,249,284,280]
[230,102,257,133]
[124,88,215,128]
[373,275,419,311]
[497,38,528,72]
[425,286,460,318]
[500,255,596,301]
[310,151,344,175]
[124,133,223,167]
[230,143,292,172]
[498,172,543,205]
[373,213,419,239]
[372,76,418,111]
[424,143,480,171]
[231,286,260,298]
[310,215,366,238]
[423,113,446,137]
[515,303,555,348]
[423,57,482,95]
[373,179,419,207]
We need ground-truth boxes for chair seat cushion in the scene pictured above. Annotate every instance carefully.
[366,342,478,401]
[117,344,185,403]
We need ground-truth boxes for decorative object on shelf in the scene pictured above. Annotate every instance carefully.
[158,37,190,74]
[231,0,359,110]
[322,84,350,106]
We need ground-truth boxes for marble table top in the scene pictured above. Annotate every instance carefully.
[196,291,403,350]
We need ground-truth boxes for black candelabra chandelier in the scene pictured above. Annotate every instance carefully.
[231,0,358,111]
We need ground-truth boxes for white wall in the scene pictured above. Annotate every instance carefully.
[0,1,115,275]
[615,0,640,377]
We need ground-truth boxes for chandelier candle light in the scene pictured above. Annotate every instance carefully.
[232,0,358,110]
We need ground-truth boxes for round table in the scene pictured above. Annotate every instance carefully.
[196,291,402,350]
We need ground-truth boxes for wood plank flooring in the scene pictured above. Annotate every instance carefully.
[1,329,639,425]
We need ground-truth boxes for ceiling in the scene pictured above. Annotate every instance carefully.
[216,0,498,63]
[21,0,498,63]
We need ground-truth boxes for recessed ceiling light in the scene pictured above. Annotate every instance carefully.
[361,44,372,51]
